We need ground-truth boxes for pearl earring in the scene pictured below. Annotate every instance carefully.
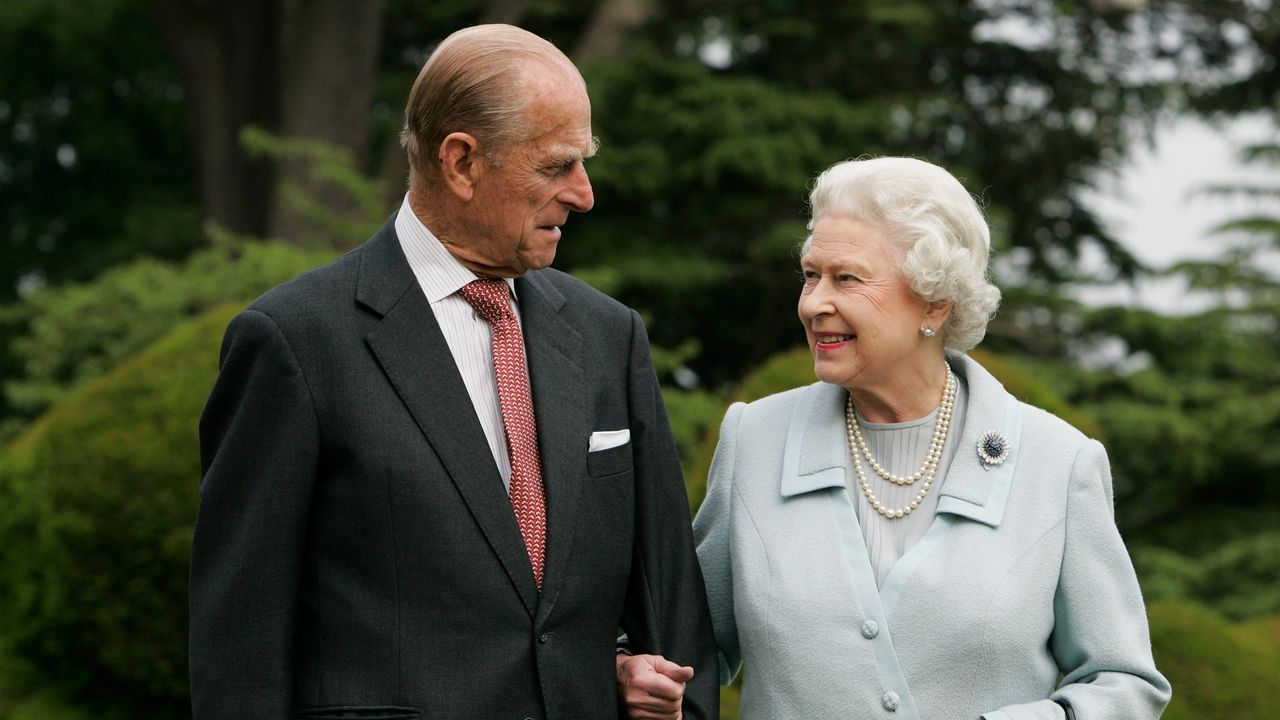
[920,323,936,337]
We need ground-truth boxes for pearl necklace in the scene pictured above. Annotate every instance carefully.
[845,364,956,519]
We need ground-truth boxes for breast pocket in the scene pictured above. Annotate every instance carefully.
[587,442,632,478]
[297,707,421,719]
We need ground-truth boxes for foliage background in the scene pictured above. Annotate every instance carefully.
[1,0,1277,717]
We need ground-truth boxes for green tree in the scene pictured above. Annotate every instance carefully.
[0,0,200,300]
[556,0,1280,386]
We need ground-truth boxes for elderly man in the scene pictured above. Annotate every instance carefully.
[191,24,716,720]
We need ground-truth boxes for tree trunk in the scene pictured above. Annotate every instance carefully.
[145,0,386,247]
[144,0,284,237]
[572,0,654,64]
[481,0,529,26]
[271,0,387,247]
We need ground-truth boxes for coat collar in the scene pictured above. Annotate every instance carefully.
[779,352,1022,528]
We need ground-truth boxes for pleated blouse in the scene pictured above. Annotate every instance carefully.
[847,372,970,587]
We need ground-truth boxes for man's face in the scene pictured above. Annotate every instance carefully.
[448,68,596,278]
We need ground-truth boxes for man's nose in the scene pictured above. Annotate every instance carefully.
[561,164,594,213]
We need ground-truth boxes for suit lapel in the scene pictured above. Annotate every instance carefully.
[516,271,588,617]
[357,223,540,616]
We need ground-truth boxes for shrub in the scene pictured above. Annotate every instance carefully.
[1150,602,1280,719]
[0,304,241,717]
[1134,533,1280,621]
[2,237,332,427]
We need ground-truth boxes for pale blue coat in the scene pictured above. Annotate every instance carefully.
[694,353,1171,719]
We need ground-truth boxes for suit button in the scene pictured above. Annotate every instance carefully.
[882,691,900,711]
[860,619,879,639]
[538,631,550,643]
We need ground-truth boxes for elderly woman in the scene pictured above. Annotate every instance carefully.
[618,157,1170,720]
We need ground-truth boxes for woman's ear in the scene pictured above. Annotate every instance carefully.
[925,299,953,330]
[437,132,482,201]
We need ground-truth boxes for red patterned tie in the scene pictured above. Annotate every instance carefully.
[459,279,547,590]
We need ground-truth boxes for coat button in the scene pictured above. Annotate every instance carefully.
[882,691,900,711]
[538,631,550,643]
[860,619,879,639]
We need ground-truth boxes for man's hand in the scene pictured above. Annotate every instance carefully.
[616,653,695,720]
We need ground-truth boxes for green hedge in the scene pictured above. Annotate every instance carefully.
[0,303,241,717]
[1151,602,1280,719]
[3,239,333,427]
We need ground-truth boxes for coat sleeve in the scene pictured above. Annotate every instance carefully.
[692,402,744,686]
[617,309,720,720]
[984,439,1172,720]
[190,308,320,719]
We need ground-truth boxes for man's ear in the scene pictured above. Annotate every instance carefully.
[438,132,482,201]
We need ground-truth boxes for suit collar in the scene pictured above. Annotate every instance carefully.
[355,216,418,318]
[779,352,1021,528]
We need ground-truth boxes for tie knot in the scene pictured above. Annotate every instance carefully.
[459,279,513,325]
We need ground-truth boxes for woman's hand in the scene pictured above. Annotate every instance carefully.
[615,652,695,720]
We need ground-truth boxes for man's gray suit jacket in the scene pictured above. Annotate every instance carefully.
[191,218,718,720]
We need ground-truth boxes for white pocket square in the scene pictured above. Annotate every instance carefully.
[588,429,631,452]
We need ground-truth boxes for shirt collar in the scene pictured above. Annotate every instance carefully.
[395,194,518,304]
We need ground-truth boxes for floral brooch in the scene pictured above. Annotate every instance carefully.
[977,430,1010,469]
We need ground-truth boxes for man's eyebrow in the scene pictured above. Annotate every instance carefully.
[547,139,600,164]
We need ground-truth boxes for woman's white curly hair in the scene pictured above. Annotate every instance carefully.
[803,156,1002,351]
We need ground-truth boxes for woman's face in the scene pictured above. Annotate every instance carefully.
[798,215,931,393]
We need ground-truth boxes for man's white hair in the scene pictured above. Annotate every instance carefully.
[803,156,1002,351]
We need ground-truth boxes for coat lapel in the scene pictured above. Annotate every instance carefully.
[934,352,1021,528]
[516,271,588,618]
[357,223,539,616]
[779,381,848,498]
[777,354,1023,527]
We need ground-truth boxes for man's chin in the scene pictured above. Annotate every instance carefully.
[518,249,559,273]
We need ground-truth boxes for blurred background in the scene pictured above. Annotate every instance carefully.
[0,0,1277,718]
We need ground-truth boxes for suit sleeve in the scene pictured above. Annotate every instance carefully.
[617,309,719,720]
[692,402,744,685]
[191,308,320,719]
[984,439,1172,720]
